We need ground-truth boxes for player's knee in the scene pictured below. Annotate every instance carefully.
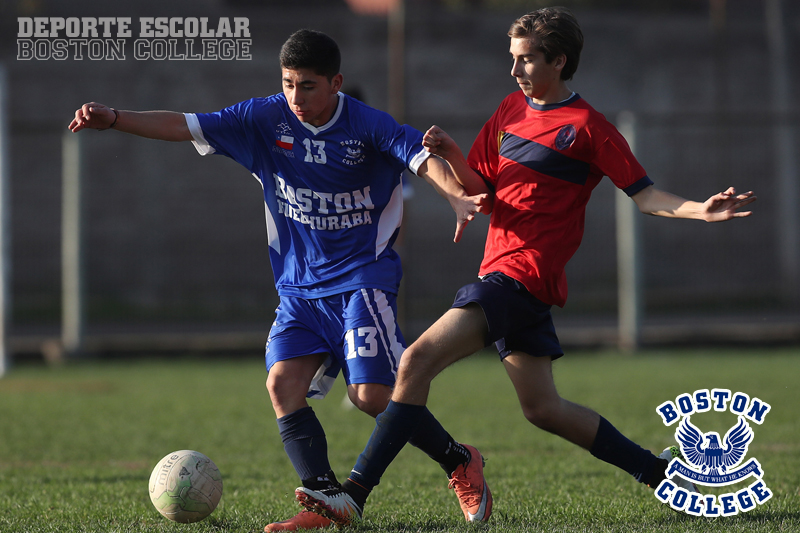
[397,345,433,382]
[266,371,306,406]
[265,373,283,398]
[396,356,414,384]
[521,403,559,432]
[348,384,391,418]
[265,379,289,408]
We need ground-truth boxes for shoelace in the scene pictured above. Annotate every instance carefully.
[449,467,482,507]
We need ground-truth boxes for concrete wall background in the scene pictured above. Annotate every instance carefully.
[2,0,798,343]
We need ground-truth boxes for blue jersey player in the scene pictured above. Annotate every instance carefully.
[70,29,491,532]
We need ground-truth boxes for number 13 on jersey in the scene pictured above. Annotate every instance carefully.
[303,139,326,164]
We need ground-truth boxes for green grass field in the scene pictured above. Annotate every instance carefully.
[1,348,798,532]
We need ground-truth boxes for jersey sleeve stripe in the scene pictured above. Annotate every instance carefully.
[622,176,654,196]
[408,147,432,176]
[184,113,216,156]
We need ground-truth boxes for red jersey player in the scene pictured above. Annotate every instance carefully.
[296,7,756,527]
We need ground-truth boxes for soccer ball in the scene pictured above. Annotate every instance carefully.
[148,450,223,523]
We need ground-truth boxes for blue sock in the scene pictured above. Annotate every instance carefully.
[277,406,332,482]
[348,401,425,491]
[590,417,657,484]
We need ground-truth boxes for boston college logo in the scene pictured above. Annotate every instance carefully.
[654,389,772,516]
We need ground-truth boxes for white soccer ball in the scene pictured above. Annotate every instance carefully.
[148,450,223,523]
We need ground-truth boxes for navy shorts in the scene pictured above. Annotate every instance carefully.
[452,272,563,360]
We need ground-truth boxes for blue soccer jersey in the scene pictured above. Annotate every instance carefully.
[185,93,430,298]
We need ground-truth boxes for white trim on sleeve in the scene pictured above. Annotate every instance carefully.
[185,113,215,156]
[408,148,432,176]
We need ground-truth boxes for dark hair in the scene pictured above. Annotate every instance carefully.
[508,7,583,81]
[279,29,341,81]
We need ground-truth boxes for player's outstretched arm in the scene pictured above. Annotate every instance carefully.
[423,125,493,201]
[417,156,491,243]
[631,185,756,222]
[68,102,192,142]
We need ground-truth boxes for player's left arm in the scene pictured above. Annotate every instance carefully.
[631,185,756,222]
[417,156,491,243]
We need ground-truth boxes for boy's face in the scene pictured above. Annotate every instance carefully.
[282,68,343,127]
[509,37,564,102]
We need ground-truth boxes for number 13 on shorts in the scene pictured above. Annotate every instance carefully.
[345,327,378,359]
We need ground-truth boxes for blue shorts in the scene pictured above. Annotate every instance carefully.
[265,288,406,399]
[452,272,563,360]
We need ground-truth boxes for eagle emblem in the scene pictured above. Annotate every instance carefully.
[675,416,754,476]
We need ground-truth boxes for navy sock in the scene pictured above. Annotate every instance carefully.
[590,416,657,484]
[303,470,339,491]
[408,407,470,476]
[277,406,332,482]
[348,401,425,492]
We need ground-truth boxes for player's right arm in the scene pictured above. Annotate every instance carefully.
[417,155,491,243]
[69,102,192,142]
[422,125,493,201]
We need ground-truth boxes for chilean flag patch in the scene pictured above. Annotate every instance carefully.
[276,135,294,150]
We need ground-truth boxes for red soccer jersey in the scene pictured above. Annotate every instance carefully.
[467,92,653,307]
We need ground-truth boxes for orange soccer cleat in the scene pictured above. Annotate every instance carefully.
[448,444,493,522]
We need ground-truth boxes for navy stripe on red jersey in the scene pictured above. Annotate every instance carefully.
[499,131,590,186]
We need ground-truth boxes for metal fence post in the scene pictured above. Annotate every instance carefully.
[0,65,10,377]
[387,0,405,124]
[766,0,799,305]
[61,131,84,359]
[616,111,642,352]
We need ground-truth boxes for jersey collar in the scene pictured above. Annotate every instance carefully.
[525,92,580,111]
